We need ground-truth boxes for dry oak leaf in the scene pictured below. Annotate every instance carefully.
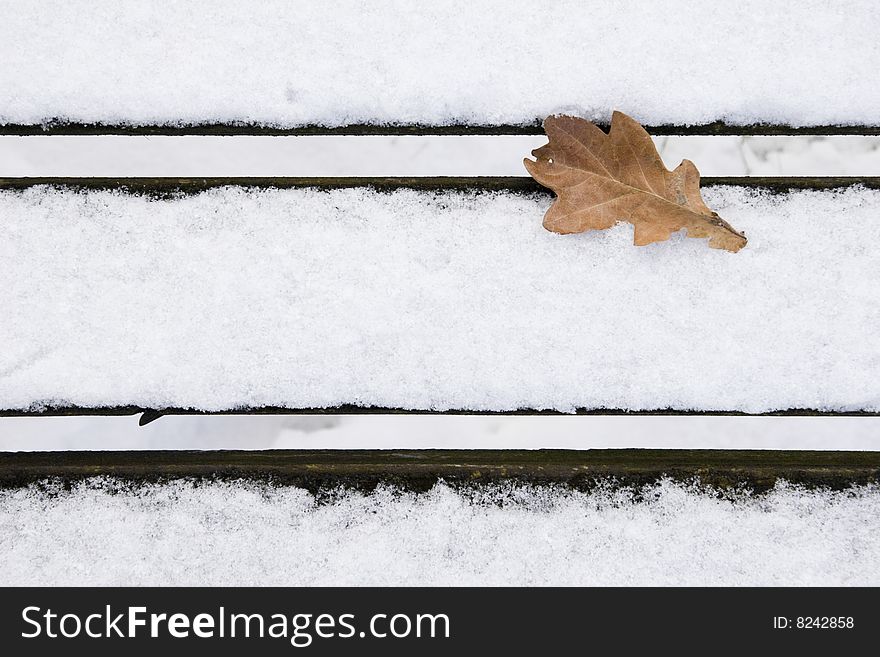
[524,111,747,252]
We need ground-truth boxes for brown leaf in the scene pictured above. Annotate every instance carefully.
[523,111,747,252]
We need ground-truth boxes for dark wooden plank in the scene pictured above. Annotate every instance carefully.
[3,176,880,196]
[1,449,878,492]
[3,121,880,136]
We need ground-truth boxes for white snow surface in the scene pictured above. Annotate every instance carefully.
[2,185,879,413]
[4,415,880,451]
[2,479,878,586]
[5,135,880,178]
[1,1,879,129]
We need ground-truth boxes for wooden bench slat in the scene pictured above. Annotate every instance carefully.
[2,448,878,491]
[3,122,880,136]
[3,176,875,422]
[3,176,880,195]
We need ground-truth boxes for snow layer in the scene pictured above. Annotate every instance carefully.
[2,479,878,586]
[1,1,879,129]
[5,135,880,177]
[3,415,880,451]
[1,185,879,413]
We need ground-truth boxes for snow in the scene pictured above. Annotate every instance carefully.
[1,1,879,129]
[2,479,877,586]
[4,135,880,177]
[3,415,880,451]
[3,3,877,591]
[2,185,879,414]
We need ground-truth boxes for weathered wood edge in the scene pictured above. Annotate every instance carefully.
[0,406,876,428]
[1,449,878,493]
[3,176,880,196]
[3,122,880,136]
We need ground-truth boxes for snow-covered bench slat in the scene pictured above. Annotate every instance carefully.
[2,449,879,491]
[3,2,879,133]
[2,177,879,423]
